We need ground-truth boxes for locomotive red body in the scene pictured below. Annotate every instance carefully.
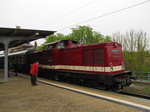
[29,40,132,92]
[0,40,132,92]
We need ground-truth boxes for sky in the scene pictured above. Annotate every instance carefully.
[0,0,150,46]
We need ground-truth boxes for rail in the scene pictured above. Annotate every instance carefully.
[121,91,150,100]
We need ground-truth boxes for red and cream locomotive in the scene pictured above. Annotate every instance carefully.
[0,40,132,92]
[29,40,132,92]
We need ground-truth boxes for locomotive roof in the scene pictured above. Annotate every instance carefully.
[45,40,78,46]
[45,40,62,46]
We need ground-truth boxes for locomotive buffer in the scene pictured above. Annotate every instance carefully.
[0,27,55,82]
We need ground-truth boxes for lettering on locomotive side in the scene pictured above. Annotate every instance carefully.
[112,49,119,53]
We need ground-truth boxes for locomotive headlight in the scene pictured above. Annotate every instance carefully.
[122,62,125,70]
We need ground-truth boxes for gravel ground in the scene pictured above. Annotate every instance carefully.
[0,75,142,112]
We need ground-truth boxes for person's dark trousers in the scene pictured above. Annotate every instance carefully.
[31,75,37,85]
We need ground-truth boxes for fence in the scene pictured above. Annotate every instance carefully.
[132,71,150,80]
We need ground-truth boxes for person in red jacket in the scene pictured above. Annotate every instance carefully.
[29,61,39,86]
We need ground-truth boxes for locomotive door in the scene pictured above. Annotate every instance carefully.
[47,50,53,65]
[42,50,53,65]
[43,44,54,65]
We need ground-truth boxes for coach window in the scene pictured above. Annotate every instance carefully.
[12,57,14,64]
[10,57,12,64]
[18,56,20,64]
[14,57,16,64]
[22,55,25,64]
[19,56,22,64]
[13,57,16,64]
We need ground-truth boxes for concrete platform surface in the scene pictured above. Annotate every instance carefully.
[0,75,142,112]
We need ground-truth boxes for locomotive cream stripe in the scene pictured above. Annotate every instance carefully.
[39,64,123,72]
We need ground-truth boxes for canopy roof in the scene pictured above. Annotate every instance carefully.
[0,27,56,49]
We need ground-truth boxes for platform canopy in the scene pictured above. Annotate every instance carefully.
[0,27,56,50]
[0,27,56,82]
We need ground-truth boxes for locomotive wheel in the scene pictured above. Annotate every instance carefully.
[54,75,60,81]
[116,84,122,92]
[113,83,122,93]
[103,85,109,91]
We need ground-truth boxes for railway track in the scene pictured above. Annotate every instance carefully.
[120,91,150,100]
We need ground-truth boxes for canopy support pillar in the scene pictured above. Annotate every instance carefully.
[3,41,9,81]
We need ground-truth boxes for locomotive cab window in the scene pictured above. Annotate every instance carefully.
[57,42,64,49]
[57,42,66,49]
[50,44,57,50]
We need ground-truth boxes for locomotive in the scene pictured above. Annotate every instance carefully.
[0,40,132,92]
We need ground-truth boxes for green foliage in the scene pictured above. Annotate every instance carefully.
[70,25,111,44]
[37,44,44,50]
[38,25,112,50]
[45,33,65,44]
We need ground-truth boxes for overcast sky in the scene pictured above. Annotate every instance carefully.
[0,0,150,45]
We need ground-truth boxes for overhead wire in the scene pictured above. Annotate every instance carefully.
[37,0,100,28]
[58,0,150,32]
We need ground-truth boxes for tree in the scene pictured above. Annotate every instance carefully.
[45,33,66,44]
[38,25,112,49]
[113,30,150,73]
[70,25,111,44]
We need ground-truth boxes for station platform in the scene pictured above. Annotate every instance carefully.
[0,71,143,112]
